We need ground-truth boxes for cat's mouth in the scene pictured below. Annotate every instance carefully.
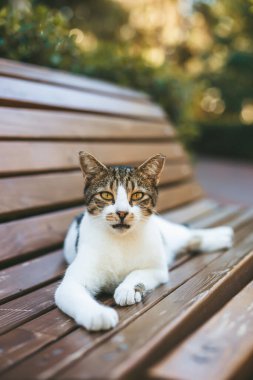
[112,223,131,230]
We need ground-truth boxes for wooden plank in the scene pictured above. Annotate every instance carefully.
[0,309,75,373]
[0,107,175,141]
[0,58,148,101]
[0,210,251,378]
[55,234,253,379]
[0,141,185,175]
[0,251,65,304]
[163,199,218,224]
[0,206,82,266]
[157,182,203,212]
[189,204,241,228]
[149,281,253,380]
[0,77,165,121]
[0,282,57,335]
[0,163,193,220]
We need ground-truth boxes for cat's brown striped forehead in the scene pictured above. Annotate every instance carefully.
[84,165,157,204]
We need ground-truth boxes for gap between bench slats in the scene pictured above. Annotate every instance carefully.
[0,59,148,102]
[0,141,186,176]
[0,107,175,141]
[149,280,253,380]
[1,209,252,379]
[0,203,246,374]
[0,77,165,121]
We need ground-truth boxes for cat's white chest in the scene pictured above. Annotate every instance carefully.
[76,216,166,293]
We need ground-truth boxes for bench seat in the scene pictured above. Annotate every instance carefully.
[0,59,252,380]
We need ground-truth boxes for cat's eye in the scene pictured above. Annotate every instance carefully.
[100,191,114,201]
[131,192,144,201]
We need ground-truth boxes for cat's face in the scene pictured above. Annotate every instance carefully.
[79,152,165,234]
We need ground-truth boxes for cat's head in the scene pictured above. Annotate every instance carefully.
[79,152,165,234]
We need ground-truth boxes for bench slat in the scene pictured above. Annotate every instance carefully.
[163,199,218,224]
[0,58,148,101]
[157,182,203,212]
[0,163,193,220]
[0,251,65,304]
[0,107,174,140]
[56,230,253,379]
[149,280,253,380]
[0,77,165,120]
[0,141,185,175]
[0,208,249,377]
[0,309,75,373]
[0,282,57,335]
[0,207,82,266]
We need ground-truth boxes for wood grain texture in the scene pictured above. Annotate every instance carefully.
[1,209,250,379]
[0,282,57,335]
[56,231,253,379]
[0,141,185,175]
[0,77,165,120]
[0,58,148,101]
[0,251,65,304]
[0,309,75,373]
[164,199,218,224]
[157,182,203,211]
[0,107,174,141]
[149,281,253,380]
[0,206,82,265]
[189,204,241,228]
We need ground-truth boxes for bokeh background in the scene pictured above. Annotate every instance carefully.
[1,0,253,205]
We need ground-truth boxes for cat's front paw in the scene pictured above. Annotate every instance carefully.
[201,226,234,252]
[114,283,145,306]
[76,305,119,331]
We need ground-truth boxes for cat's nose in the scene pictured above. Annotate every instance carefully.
[116,211,129,222]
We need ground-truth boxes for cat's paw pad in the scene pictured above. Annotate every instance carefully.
[202,226,234,252]
[114,283,145,306]
[76,305,119,331]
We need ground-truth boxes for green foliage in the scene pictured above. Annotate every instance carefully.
[190,0,253,124]
[34,0,129,42]
[0,4,80,67]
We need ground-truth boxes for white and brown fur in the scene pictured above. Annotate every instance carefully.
[55,152,234,331]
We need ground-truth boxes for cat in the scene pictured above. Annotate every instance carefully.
[55,152,234,331]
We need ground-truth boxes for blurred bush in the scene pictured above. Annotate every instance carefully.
[192,123,253,161]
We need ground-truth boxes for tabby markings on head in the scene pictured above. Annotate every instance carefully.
[78,152,165,233]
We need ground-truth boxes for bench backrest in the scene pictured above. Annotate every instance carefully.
[0,58,203,267]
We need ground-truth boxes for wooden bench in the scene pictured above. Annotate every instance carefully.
[0,58,252,380]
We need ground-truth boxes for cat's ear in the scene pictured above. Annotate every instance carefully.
[137,154,166,185]
[79,152,108,181]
